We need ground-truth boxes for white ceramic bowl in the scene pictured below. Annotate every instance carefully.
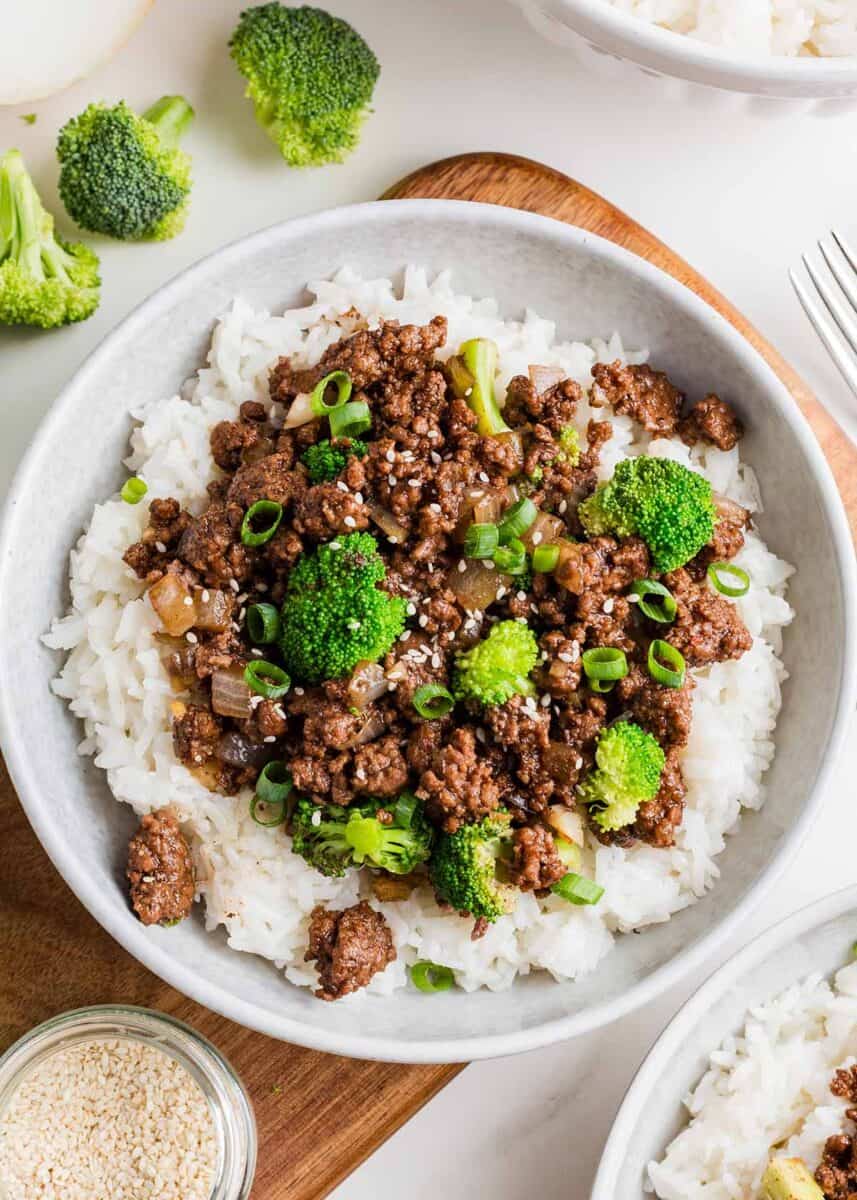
[514,0,857,115]
[0,200,854,1063]
[593,883,857,1197]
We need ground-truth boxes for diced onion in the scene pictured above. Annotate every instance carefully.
[343,713,386,749]
[148,573,196,636]
[366,500,408,544]
[217,731,272,768]
[546,805,585,844]
[211,668,253,719]
[528,365,566,394]
[449,559,506,612]
[713,493,750,527]
[371,874,418,902]
[192,588,232,631]
[282,391,316,429]
[521,511,564,552]
[348,661,389,709]
[553,541,586,593]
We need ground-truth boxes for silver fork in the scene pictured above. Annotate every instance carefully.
[790,230,857,401]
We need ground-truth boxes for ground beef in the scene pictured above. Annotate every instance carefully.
[227,452,300,510]
[557,692,609,762]
[503,374,581,435]
[665,567,753,667]
[535,632,582,698]
[292,481,369,541]
[406,721,446,774]
[632,750,687,847]
[123,498,193,581]
[817,1134,857,1198]
[417,726,505,832]
[617,666,694,749]
[126,809,195,926]
[485,696,559,810]
[210,405,272,472]
[305,901,396,1001]
[508,823,567,892]
[679,393,743,451]
[352,733,409,797]
[591,361,683,437]
[177,502,251,586]
[173,703,223,767]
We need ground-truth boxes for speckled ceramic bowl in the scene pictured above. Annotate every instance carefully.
[0,200,854,1062]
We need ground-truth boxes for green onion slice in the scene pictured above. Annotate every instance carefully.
[647,639,686,689]
[493,537,528,575]
[707,561,751,598]
[121,477,148,504]
[551,873,605,906]
[413,683,455,719]
[310,370,352,415]
[250,794,288,827]
[464,522,499,559]
[251,761,293,826]
[244,659,291,699]
[329,400,371,440]
[582,647,628,683]
[630,578,677,624]
[241,500,283,547]
[393,791,419,829]
[411,961,455,993]
[532,544,560,573]
[246,602,281,644]
[589,678,616,694]
[498,497,537,544]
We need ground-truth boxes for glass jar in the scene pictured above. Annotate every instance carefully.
[0,1005,257,1200]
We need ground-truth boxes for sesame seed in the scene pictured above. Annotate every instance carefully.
[329,541,341,550]
[429,503,442,514]
[354,492,364,504]
[229,578,240,593]
[482,560,495,571]
[458,560,467,573]
[155,541,167,553]
[343,515,356,528]
[627,593,639,604]
[540,694,551,707]
[517,590,527,602]
[558,500,568,515]
[347,619,361,631]
[406,602,417,616]
[400,629,412,641]
[430,452,442,465]
[249,694,263,708]
[183,595,194,607]
[386,449,396,463]
[532,531,543,545]
[388,475,397,487]
[431,653,441,668]
[408,478,420,488]
[185,632,198,644]
[603,597,615,613]
[294,687,305,696]
[201,590,210,603]
[263,735,277,744]
[558,652,573,663]
[418,614,429,628]
[475,728,486,743]
[478,471,489,484]
[311,809,322,827]
[388,536,398,544]
[496,586,507,599]
[575,756,583,770]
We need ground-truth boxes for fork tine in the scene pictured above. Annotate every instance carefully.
[832,228,857,276]
[819,238,857,317]
[801,252,857,353]
[790,268,857,400]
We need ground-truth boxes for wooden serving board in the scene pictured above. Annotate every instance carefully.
[1,153,854,1200]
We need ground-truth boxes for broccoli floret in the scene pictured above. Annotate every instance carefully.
[279,531,406,683]
[229,4,380,167]
[300,437,367,484]
[578,455,716,572]
[57,95,194,241]
[291,794,433,877]
[0,150,99,329]
[453,619,538,707]
[578,721,665,832]
[556,424,581,465]
[429,812,516,922]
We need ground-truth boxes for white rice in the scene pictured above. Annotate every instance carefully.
[649,961,857,1198]
[603,0,857,57]
[44,266,794,998]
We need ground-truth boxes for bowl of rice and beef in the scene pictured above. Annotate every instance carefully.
[0,200,853,1061]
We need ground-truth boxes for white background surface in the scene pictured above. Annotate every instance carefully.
[1,2,855,1197]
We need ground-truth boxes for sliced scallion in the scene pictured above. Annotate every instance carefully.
[493,537,527,575]
[251,761,293,826]
[707,561,750,598]
[630,578,677,624]
[121,477,148,504]
[411,961,455,993]
[244,659,291,699]
[532,544,560,573]
[309,370,352,415]
[581,647,628,683]
[464,522,499,559]
[413,683,455,719]
[241,500,283,546]
[330,400,371,440]
[647,639,685,689]
[498,497,537,544]
[551,873,604,906]
[246,602,281,644]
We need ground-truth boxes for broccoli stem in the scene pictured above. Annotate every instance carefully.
[3,150,48,281]
[459,338,511,436]
[142,95,195,148]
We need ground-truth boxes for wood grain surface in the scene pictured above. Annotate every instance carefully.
[1,151,853,1200]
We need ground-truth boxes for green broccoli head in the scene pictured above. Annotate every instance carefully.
[57,95,194,241]
[556,424,581,466]
[279,531,406,683]
[578,455,716,573]
[578,721,665,832]
[453,619,538,707]
[300,437,367,484]
[291,793,433,877]
[229,4,380,167]
[430,811,516,922]
[0,150,100,329]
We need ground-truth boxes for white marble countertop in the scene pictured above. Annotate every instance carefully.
[1,2,855,1197]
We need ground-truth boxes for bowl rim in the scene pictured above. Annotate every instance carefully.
[1,198,855,1062]
[591,882,857,1197]
[529,0,857,89]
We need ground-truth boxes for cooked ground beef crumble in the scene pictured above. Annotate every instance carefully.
[122,317,752,997]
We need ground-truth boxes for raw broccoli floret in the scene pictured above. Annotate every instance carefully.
[300,437,367,484]
[429,812,516,922]
[556,424,581,465]
[0,149,99,329]
[279,531,406,683]
[444,337,511,436]
[229,4,380,167]
[291,794,433,877]
[453,619,538,707]
[57,95,194,240]
[578,721,665,833]
[578,455,716,572]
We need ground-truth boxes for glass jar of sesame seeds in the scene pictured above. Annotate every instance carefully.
[0,1006,256,1200]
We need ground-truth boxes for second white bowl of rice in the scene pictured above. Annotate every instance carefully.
[513,0,857,111]
[0,200,854,1062]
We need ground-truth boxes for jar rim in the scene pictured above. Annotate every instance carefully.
[0,1005,257,1200]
